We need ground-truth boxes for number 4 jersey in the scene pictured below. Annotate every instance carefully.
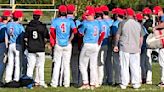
[50,17,77,47]
[25,20,49,53]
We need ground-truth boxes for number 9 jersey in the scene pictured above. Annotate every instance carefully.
[24,20,49,53]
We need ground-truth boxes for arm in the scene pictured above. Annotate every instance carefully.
[69,28,77,43]
[98,31,105,45]
[153,22,164,30]
[113,22,122,52]
[49,27,56,47]
[69,20,77,43]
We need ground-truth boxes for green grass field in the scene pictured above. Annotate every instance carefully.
[0,59,164,92]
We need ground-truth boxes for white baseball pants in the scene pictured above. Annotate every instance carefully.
[97,45,108,85]
[5,43,22,82]
[0,42,6,81]
[146,49,152,82]
[79,43,99,85]
[51,44,72,86]
[26,52,46,85]
[119,51,141,87]
[113,52,121,84]
[159,48,164,83]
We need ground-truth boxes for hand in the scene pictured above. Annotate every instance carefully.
[113,46,119,52]
[153,27,156,32]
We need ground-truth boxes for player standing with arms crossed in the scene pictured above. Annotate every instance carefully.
[50,5,77,88]
[0,10,11,84]
[24,9,49,88]
[5,10,25,83]
[78,7,105,90]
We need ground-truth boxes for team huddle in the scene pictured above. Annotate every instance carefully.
[0,4,164,90]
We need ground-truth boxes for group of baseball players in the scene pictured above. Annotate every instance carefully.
[0,4,164,90]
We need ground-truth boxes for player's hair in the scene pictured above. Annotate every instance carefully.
[95,13,103,19]
[59,12,67,16]
[33,15,40,20]
[138,20,142,23]
[143,14,151,19]
[112,14,117,21]
[103,11,109,15]
[67,11,73,14]
[1,16,8,20]
[13,17,19,21]
[118,14,124,19]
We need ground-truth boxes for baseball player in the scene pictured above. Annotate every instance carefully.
[94,7,109,87]
[113,8,143,89]
[24,9,49,88]
[153,6,164,87]
[111,8,124,86]
[50,5,77,88]
[100,5,114,85]
[66,4,81,86]
[140,7,153,84]
[78,7,105,90]
[0,10,11,83]
[5,10,25,83]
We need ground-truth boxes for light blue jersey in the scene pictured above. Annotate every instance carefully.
[6,22,25,44]
[79,20,101,43]
[98,19,110,45]
[51,17,76,46]
[111,20,120,36]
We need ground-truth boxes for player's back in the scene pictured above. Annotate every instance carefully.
[52,18,75,46]
[25,20,48,53]
[79,20,101,43]
[98,19,110,38]
[6,22,24,44]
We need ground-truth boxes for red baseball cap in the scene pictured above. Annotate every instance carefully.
[135,12,143,21]
[67,4,75,12]
[112,8,117,14]
[85,6,94,11]
[3,10,11,17]
[59,5,67,13]
[33,9,43,16]
[153,6,162,15]
[126,8,135,16]
[95,7,102,13]
[85,8,95,16]
[117,8,125,16]
[100,5,109,12]
[142,7,152,15]
[13,10,23,18]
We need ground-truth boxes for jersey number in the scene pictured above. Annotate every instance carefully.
[9,28,14,36]
[93,26,98,36]
[60,23,66,33]
[33,31,38,39]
